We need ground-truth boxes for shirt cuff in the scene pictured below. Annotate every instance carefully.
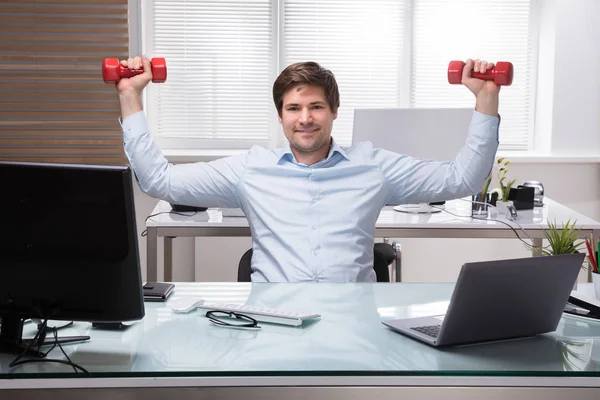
[119,111,149,141]
[471,109,500,139]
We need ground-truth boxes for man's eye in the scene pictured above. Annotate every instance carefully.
[288,107,298,111]
[312,105,323,109]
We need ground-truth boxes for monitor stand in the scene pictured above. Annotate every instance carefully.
[0,314,90,356]
[393,203,442,214]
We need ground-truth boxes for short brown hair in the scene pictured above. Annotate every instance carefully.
[272,61,340,117]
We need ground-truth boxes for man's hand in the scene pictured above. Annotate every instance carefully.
[461,59,500,117]
[117,55,153,119]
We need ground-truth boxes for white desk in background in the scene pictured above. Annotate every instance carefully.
[145,197,600,282]
[1,282,600,399]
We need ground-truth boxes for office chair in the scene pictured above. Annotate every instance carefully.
[237,244,394,282]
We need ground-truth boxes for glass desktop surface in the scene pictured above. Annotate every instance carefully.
[1,283,599,379]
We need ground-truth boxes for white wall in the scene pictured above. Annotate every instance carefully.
[133,0,600,284]
[548,0,600,155]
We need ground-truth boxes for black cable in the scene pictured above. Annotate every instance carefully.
[53,328,80,374]
[8,312,90,376]
[141,210,198,237]
[468,198,535,242]
[36,328,90,375]
[9,318,48,367]
[8,358,90,375]
[429,202,535,248]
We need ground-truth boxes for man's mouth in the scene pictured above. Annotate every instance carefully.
[295,128,319,133]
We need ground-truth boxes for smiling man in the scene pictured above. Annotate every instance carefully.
[273,66,339,166]
[118,58,500,282]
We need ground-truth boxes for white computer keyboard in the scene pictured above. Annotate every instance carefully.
[169,297,320,326]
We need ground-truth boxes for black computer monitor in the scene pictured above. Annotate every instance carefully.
[0,161,145,354]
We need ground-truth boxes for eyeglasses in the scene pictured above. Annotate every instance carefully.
[205,310,261,330]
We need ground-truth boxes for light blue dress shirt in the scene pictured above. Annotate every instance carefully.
[122,110,499,282]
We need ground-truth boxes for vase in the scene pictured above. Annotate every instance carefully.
[592,272,600,300]
[494,201,509,216]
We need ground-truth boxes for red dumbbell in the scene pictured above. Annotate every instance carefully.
[102,57,167,83]
[447,60,513,86]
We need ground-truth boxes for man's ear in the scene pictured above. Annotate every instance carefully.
[332,108,338,120]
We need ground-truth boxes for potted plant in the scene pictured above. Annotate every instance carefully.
[523,218,588,290]
[490,157,517,203]
[523,218,586,257]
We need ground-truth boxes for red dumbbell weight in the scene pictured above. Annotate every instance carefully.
[447,60,513,86]
[102,57,167,83]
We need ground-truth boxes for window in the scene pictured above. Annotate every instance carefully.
[411,0,535,151]
[281,0,407,146]
[143,0,536,152]
[144,0,275,150]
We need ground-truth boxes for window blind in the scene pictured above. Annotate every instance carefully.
[412,0,534,151]
[0,0,129,165]
[145,0,274,149]
[144,0,534,151]
[282,0,407,146]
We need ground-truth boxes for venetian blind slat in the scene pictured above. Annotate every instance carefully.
[0,121,121,128]
[5,0,126,4]
[1,130,123,138]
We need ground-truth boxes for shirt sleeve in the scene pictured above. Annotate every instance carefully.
[120,111,245,208]
[373,110,500,205]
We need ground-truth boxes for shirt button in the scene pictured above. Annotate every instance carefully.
[312,225,316,230]
[311,198,316,203]
[313,250,318,255]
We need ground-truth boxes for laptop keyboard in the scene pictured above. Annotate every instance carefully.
[410,324,441,338]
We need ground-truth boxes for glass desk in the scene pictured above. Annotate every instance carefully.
[1,282,599,399]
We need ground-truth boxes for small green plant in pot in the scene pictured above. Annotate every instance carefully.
[494,157,517,202]
[524,218,586,257]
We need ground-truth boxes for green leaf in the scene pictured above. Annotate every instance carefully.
[523,218,585,259]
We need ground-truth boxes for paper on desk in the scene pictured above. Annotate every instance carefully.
[221,208,245,217]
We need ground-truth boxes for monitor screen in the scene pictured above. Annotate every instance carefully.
[0,161,144,353]
[352,107,474,162]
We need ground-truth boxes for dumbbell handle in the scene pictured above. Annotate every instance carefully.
[117,65,144,79]
[447,61,513,86]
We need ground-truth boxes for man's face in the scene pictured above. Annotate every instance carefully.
[279,84,337,158]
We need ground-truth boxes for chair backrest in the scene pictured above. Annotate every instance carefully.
[237,247,390,282]
[237,248,254,282]
[373,245,390,282]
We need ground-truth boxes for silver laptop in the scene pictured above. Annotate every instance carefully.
[382,253,585,347]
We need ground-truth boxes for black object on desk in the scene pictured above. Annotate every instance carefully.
[508,186,535,210]
[170,203,207,212]
[144,282,175,302]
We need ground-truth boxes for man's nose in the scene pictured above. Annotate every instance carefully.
[298,108,312,124]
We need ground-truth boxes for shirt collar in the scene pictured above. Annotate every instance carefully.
[277,138,349,165]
